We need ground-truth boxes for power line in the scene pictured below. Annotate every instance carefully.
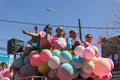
[0,19,120,29]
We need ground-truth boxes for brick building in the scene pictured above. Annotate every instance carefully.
[101,35,120,80]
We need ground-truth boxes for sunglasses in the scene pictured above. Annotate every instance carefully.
[87,37,93,38]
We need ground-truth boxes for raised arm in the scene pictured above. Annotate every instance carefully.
[93,36,102,46]
[22,29,39,37]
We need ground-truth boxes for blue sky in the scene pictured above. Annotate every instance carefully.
[0,0,119,53]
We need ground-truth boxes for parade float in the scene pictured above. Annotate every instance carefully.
[11,25,114,80]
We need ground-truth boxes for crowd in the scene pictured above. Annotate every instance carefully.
[0,62,13,80]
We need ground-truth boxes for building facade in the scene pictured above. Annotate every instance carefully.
[101,35,120,80]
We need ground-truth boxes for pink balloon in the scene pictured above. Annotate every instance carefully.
[90,46,99,55]
[84,42,90,47]
[29,50,40,58]
[90,72,97,78]
[93,58,111,77]
[105,58,114,71]
[57,63,74,80]
[30,53,42,67]
[74,45,85,57]
[83,47,95,60]
[101,72,112,80]
[40,49,52,62]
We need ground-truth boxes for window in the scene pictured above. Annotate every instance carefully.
[114,53,119,67]
[108,53,119,67]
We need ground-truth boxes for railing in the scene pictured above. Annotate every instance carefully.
[16,76,47,80]
[15,76,81,80]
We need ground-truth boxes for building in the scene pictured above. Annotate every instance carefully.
[101,35,120,80]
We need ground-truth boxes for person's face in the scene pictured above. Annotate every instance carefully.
[56,29,63,34]
[46,28,52,35]
[70,32,77,39]
[86,36,93,43]
[0,65,2,70]
[62,32,66,38]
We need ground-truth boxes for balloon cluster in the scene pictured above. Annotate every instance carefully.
[12,45,114,80]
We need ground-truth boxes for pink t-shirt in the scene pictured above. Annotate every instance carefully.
[51,36,67,50]
[39,31,53,48]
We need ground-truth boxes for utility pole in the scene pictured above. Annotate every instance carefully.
[78,19,82,41]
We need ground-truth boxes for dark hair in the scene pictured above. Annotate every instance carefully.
[1,62,7,68]
[56,27,64,33]
[69,30,77,34]
[43,24,52,32]
[85,34,93,39]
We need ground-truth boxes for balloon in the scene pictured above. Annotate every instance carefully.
[30,53,42,67]
[105,58,114,71]
[13,58,24,69]
[74,45,85,57]
[93,58,111,77]
[91,57,98,63]
[70,56,83,69]
[101,72,112,80]
[20,64,40,77]
[48,69,57,78]
[84,42,90,47]
[38,62,50,75]
[48,56,61,69]
[82,60,95,74]
[80,70,90,79]
[83,47,95,60]
[24,56,30,64]
[90,72,97,78]
[14,72,23,80]
[59,50,72,63]
[73,69,80,78]
[57,63,74,80]
[52,50,61,57]
[90,46,99,55]
[29,50,40,58]
[40,49,52,62]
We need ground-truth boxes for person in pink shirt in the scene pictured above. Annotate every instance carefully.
[84,34,102,48]
[22,24,53,49]
[51,27,67,50]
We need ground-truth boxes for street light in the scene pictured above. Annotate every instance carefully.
[46,8,64,26]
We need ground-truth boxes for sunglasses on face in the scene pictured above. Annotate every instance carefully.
[87,37,93,38]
